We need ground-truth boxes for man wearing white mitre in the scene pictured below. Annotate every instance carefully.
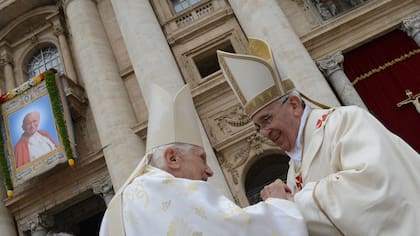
[99,83,308,235]
[217,38,420,235]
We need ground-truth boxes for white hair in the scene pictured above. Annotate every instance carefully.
[150,143,195,170]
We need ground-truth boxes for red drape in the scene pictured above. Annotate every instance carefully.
[344,30,420,152]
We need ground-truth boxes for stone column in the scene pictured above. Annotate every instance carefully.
[317,51,368,109]
[110,0,233,199]
[49,15,78,84]
[63,0,146,190]
[0,48,16,91]
[0,177,17,236]
[92,177,114,206]
[401,12,420,46]
[227,0,340,106]
[21,214,53,236]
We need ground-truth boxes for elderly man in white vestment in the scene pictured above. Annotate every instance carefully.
[218,38,420,236]
[99,83,308,236]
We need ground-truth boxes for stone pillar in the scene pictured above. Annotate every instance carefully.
[227,0,340,106]
[63,0,146,190]
[110,0,233,199]
[317,51,368,109]
[21,214,53,236]
[0,177,17,236]
[0,48,16,91]
[49,15,78,84]
[401,12,420,46]
[92,177,114,206]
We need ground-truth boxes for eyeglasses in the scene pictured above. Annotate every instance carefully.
[254,96,289,132]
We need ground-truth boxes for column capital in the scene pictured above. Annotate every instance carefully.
[0,50,13,66]
[401,12,420,38]
[20,213,54,233]
[317,51,344,77]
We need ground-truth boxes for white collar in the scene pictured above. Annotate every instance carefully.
[286,104,310,163]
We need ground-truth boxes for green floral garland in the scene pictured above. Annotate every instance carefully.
[44,70,74,166]
[0,69,74,197]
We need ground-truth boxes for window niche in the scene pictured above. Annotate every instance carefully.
[171,0,203,14]
[193,41,235,79]
[26,46,63,80]
[307,0,369,21]
[245,154,289,205]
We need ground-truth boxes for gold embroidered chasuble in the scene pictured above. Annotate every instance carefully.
[287,106,420,235]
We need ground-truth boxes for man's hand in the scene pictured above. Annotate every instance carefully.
[260,179,294,201]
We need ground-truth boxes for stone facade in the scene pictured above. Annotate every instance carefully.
[0,0,418,235]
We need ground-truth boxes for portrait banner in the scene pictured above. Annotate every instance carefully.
[0,69,77,196]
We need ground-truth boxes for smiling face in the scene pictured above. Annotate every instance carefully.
[22,112,40,136]
[252,95,304,152]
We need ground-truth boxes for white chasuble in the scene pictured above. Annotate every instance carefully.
[100,166,308,236]
[290,106,420,236]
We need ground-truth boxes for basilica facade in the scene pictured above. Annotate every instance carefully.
[0,0,418,235]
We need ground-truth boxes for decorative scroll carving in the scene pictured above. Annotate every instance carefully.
[214,105,250,135]
[21,213,54,232]
[309,0,368,21]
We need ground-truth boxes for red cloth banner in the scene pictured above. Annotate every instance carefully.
[344,30,420,152]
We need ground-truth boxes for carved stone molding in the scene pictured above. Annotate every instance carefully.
[21,213,54,233]
[317,51,344,77]
[401,11,420,38]
[92,176,114,205]
[53,24,65,37]
[0,49,13,66]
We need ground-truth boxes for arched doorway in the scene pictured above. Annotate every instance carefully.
[244,154,289,205]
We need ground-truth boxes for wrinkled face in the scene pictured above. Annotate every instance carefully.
[252,96,303,152]
[177,146,214,181]
[22,112,40,136]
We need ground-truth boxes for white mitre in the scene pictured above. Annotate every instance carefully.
[217,38,295,117]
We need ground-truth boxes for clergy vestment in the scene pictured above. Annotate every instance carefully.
[287,105,420,235]
[100,166,308,236]
[14,130,57,167]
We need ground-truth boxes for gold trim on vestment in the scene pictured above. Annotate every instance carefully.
[352,48,420,85]
[313,181,345,236]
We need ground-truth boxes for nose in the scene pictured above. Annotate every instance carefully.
[206,166,214,177]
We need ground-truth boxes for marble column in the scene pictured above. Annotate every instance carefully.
[92,177,114,206]
[317,51,368,109]
[63,0,146,190]
[0,48,16,91]
[227,0,340,107]
[49,15,78,84]
[401,12,420,46]
[109,0,233,199]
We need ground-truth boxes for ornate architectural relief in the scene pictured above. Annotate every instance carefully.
[214,105,249,136]
[401,12,420,38]
[308,0,368,21]
[317,51,344,77]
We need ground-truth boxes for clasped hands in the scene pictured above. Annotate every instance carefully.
[260,179,294,201]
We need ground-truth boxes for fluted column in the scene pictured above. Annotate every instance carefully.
[110,0,233,199]
[0,48,16,91]
[63,0,145,190]
[49,15,78,83]
[92,177,114,206]
[401,12,420,46]
[227,0,340,106]
[317,51,368,109]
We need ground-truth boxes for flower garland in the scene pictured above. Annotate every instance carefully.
[0,69,75,198]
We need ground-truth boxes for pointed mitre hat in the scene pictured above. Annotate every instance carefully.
[146,83,203,152]
[217,38,295,117]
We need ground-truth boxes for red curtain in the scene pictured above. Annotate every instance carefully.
[344,30,420,152]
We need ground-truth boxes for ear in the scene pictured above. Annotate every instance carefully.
[163,147,181,170]
[288,95,304,116]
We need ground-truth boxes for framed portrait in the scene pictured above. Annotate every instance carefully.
[0,70,77,190]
